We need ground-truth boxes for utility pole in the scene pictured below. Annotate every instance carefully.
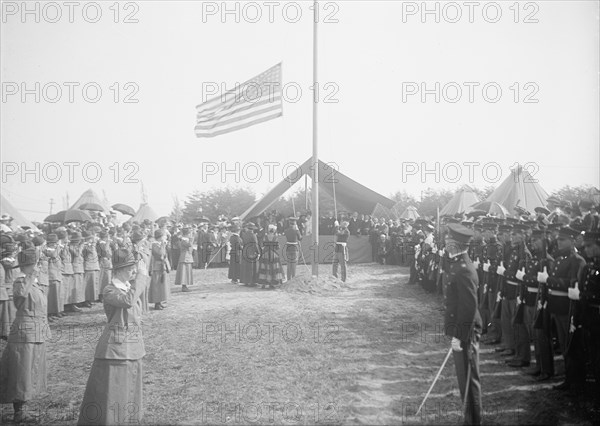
[49,198,55,214]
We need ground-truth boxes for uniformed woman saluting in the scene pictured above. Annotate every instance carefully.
[0,247,49,423]
[78,247,148,425]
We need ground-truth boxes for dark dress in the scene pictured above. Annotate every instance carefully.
[239,231,259,285]
[228,233,242,281]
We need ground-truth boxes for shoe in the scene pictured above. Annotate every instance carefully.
[154,303,164,310]
[484,339,501,345]
[553,381,570,391]
[182,286,191,292]
[69,305,83,312]
[525,368,541,376]
[160,302,167,308]
[508,360,530,368]
[494,347,508,353]
[14,410,38,423]
[536,373,553,382]
[500,350,515,357]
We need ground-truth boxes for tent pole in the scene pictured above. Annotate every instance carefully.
[311,0,319,277]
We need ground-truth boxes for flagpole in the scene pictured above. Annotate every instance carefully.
[311,0,319,277]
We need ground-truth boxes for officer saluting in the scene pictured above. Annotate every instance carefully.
[444,223,483,425]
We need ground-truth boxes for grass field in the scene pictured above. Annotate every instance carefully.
[1,263,598,425]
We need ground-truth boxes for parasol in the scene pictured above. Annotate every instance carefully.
[112,203,136,216]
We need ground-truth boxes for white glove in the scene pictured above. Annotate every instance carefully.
[438,249,443,256]
[473,259,480,268]
[451,337,462,352]
[537,300,543,310]
[483,261,490,272]
[496,262,506,276]
[568,282,580,301]
[516,296,522,305]
[483,284,488,294]
[537,267,548,284]
[496,292,502,302]
[515,268,525,281]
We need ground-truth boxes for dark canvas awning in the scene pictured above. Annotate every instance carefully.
[240,158,395,219]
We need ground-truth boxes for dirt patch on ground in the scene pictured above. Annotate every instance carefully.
[280,273,348,294]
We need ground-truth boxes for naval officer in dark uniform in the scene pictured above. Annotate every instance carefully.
[444,223,483,425]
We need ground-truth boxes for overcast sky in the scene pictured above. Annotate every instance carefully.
[1,0,598,221]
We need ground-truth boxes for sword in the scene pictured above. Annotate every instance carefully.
[416,347,453,416]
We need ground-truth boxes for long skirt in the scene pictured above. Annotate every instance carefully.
[47,280,64,315]
[0,342,47,403]
[149,271,170,303]
[0,298,15,339]
[84,270,100,302]
[257,253,284,285]
[170,249,180,270]
[99,268,112,295]
[71,273,85,304]
[239,258,257,285]
[78,359,143,425]
[134,274,149,314]
[175,263,193,286]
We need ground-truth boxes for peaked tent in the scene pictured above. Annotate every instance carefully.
[1,194,40,231]
[372,203,392,220]
[440,185,480,216]
[129,203,159,223]
[240,159,395,220]
[390,202,404,220]
[485,166,549,214]
[69,189,110,212]
[400,205,420,220]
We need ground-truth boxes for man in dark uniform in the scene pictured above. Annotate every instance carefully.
[520,228,555,380]
[572,231,600,404]
[481,222,503,345]
[284,217,302,281]
[444,223,482,425]
[501,223,532,368]
[537,226,585,391]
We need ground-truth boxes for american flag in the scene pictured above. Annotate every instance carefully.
[194,63,283,138]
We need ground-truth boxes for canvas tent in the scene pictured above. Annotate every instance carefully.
[390,202,404,220]
[440,185,480,216]
[486,166,549,214]
[372,203,393,220]
[69,189,110,212]
[400,205,420,220]
[240,159,395,220]
[1,194,40,231]
[129,203,159,223]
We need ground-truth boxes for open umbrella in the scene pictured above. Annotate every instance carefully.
[112,203,136,216]
[470,201,510,219]
[79,202,105,212]
[46,210,67,223]
[64,209,92,223]
[466,209,487,219]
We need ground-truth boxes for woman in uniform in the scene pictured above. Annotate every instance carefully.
[0,247,49,423]
[149,230,170,310]
[0,238,17,339]
[78,247,148,425]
